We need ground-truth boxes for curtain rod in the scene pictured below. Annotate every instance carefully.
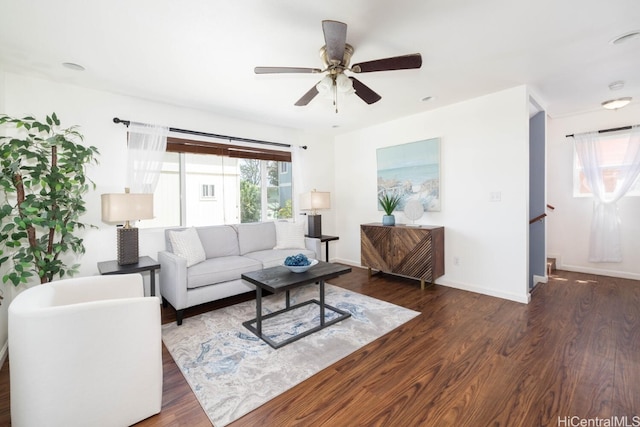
[113,117,307,150]
[565,125,635,138]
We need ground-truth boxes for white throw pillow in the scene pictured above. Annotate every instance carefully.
[169,227,206,267]
[274,221,306,250]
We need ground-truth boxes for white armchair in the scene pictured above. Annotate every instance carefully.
[8,273,163,427]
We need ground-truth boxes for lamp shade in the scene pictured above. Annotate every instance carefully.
[299,191,331,212]
[101,193,154,223]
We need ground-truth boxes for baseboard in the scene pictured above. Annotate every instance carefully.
[336,258,531,304]
[437,279,531,304]
[332,258,363,268]
[557,262,640,281]
[533,274,548,285]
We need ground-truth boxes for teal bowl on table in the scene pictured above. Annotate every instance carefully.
[283,259,318,273]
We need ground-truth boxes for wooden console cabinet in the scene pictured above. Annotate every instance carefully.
[360,223,444,289]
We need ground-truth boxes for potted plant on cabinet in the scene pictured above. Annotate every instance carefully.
[0,113,99,303]
[378,191,402,226]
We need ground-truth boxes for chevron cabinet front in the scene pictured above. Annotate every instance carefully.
[360,223,444,289]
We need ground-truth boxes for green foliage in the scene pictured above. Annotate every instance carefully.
[239,159,262,222]
[378,191,402,215]
[240,180,261,223]
[267,161,279,187]
[278,199,293,219]
[269,199,292,219]
[239,159,260,186]
[0,113,99,290]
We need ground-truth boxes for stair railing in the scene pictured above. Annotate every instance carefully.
[529,204,556,225]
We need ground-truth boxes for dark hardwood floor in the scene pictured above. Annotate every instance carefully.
[1,267,639,426]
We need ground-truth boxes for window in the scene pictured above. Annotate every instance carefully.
[142,137,293,228]
[200,184,215,200]
[573,130,640,197]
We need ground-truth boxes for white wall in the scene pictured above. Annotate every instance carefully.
[332,86,532,304]
[0,72,334,363]
[547,104,640,279]
[294,131,336,238]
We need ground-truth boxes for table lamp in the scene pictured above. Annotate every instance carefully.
[101,189,154,265]
[299,189,330,238]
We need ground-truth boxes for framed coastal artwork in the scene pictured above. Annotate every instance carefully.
[376,138,441,212]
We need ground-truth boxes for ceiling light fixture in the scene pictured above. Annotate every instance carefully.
[608,81,625,91]
[610,30,640,45]
[62,62,85,71]
[601,97,632,110]
[316,73,355,113]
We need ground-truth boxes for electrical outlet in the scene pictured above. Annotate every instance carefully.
[489,191,502,202]
[453,256,460,266]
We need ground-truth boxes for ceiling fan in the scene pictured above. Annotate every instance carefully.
[254,20,422,112]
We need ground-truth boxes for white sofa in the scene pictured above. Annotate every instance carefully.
[8,273,163,427]
[158,221,321,325]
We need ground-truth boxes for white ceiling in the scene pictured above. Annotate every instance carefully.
[1,0,639,133]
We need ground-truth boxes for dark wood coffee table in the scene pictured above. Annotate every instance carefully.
[241,261,352,349]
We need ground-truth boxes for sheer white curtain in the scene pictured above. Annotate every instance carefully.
[291,145,304,218]
[574,126,640,262]
[126,123,169,193]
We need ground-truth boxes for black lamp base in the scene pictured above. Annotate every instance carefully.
[117,227,139,265]
[307,214,322,238]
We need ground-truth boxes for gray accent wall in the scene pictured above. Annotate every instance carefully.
[529,110,546,289]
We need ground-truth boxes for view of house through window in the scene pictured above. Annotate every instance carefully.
[573,130,640,197]
[142,149,292,228]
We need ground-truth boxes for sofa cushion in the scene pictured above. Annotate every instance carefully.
[168,227,206,267]
[186,256,262,289]
[273,221,306,249]
[196,225,240,258]
[236,222,277,255]
[244,248,316,269]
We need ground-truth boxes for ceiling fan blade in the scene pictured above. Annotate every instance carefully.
[352,53,422,73]
[294,84,320,106]
[322,20,347,64]
[349,77,382,104]
[255,66,322,74]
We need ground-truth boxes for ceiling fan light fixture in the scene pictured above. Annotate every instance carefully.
[316,74,355,104]
[601,97,632,110]
[316,75,333,95]
[335,73,355,95]
[256,20,421,111]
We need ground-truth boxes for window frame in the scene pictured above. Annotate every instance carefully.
[166,137,291,162]
[200,183,216,200]
[572,130,640,198]
[144,137,293,228]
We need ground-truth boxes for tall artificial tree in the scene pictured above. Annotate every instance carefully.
[0,113,99,298]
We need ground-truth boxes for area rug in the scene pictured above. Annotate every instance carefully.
[161,283,420,427]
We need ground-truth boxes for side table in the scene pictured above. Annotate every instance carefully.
[97,256,161,297]
[307,235,339,262]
